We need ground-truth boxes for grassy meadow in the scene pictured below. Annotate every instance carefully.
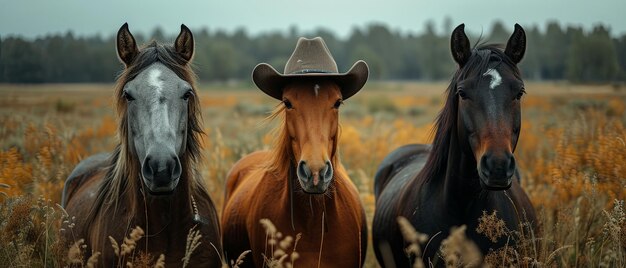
[1,82,626,267]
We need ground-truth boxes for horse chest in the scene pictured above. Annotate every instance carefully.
[244,191,363,267]
[249,212,362,267]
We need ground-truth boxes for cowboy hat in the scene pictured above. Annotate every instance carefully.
[252,37,369,100]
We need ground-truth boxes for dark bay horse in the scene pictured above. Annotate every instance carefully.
[62,23,222,266]
[372,24,538,267]
[222,80,368,267]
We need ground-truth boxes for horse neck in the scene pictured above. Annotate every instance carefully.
[439,122,482,208]
[90,172,195,253]
[130,175,194,232]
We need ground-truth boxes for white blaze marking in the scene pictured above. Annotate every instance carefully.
[152,103,169,131]
[483,68,502,89]
[148,69,163,94]
[147,68,169,137]
[314,84,320,97]
[483,68,499,121]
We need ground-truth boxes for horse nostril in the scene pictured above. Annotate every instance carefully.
[297,161,310,180]
[322,161,333,181]
[480,155,490,177]
[171,155,182,179]
[506,155,516,177]
[142,159,153,180]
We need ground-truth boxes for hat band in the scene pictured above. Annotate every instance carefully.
[289,69,334,75]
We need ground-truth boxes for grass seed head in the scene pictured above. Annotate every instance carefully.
[476,210,508,243]
[86,251,101,268]
[439,225,483,267]
[67,238,85,264]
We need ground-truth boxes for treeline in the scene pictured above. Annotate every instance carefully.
[1,20,625,83]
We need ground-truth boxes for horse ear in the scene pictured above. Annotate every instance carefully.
[450,24,471,67]
[117,23,139,67]
[505,24,526,64]
[175,24,194,63]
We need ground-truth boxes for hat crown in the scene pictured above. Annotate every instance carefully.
[284,37,339,74]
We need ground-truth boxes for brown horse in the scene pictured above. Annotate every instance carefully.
[222,79,368,267]
[62,23,222,267]
[372,24,538,267]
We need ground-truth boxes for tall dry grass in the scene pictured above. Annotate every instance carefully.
[0,83,625,267]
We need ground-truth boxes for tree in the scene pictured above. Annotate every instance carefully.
[614,36,626,80]
[0,21,625,83]
[541,22,569,79]
[519,25,543,80]
[566,26,619,82]
[150,27,166,42]
[1,37,45,82]
[488,20,510,43]
[350,44,384,80]
[416,20,452,80]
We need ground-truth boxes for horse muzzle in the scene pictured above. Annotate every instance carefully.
[296,160,333,194]
[478,152,515,191]
[141,151,182,194]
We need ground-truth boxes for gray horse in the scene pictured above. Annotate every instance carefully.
[62,23,223,267]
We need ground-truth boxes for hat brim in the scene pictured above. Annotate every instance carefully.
[252,60,369,101]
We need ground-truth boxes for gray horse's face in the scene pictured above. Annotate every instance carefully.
[123,63,193,194]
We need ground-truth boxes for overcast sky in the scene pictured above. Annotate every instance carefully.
[1,0,625,39]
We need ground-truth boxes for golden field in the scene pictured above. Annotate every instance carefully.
[1,82,626,267]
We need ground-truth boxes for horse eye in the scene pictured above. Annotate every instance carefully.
[515,89,526,100]
[333,99,343,109]
[123,91,135,101]
[182,90,194,101]
[283,100,293,109]
[457,90,468,100]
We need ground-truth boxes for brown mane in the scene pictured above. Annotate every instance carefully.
[85,40,207,229]
[262,105,292,179]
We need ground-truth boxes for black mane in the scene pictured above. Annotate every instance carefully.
[372,29,538,266]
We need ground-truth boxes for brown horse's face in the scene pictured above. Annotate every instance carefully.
[282,80,341,194]
[451,24,527,190]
